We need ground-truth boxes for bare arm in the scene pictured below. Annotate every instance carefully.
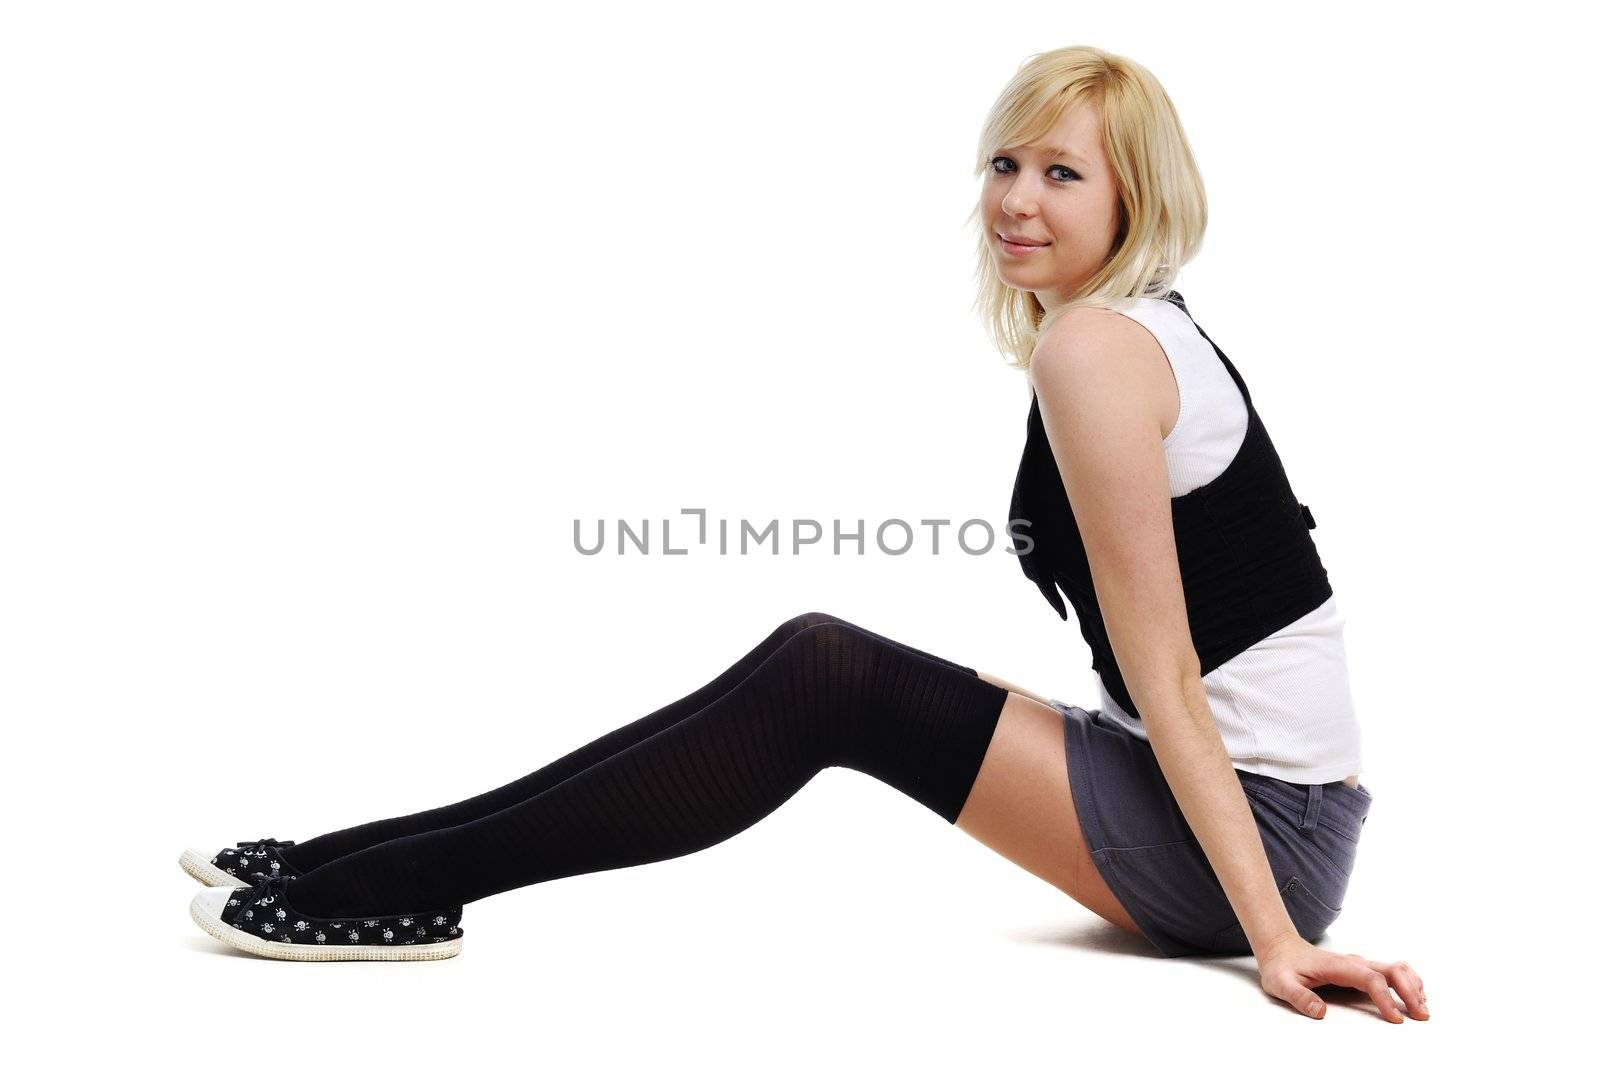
[1029,307,1427,1022]
[1028,308,1298,957]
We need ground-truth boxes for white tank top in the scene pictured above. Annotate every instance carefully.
[1093,296,1364,785]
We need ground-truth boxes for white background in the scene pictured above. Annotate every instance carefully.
[3,0,1592,1057]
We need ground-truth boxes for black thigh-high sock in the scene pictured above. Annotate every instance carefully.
[284,620,1010,918]
[280,612,988,873]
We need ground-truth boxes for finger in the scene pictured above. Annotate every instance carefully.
[1363,970,1405,1023]
[1283,981,1327,1019]
[1349,957,1428,1019]
[1377,959,1429,1019]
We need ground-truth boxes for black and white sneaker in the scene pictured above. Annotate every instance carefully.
[190,874,464,961]
[178,838,301,888]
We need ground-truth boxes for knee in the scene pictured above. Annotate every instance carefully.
[755,617,883,710]
[776,610,851,640]
[776,619,877,679]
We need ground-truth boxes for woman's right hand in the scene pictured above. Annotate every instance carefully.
[1256,934,1430,1021]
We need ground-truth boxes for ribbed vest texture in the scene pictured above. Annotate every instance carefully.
[1007,291,1332,720]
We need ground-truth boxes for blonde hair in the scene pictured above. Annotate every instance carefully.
[968,46,1207,370]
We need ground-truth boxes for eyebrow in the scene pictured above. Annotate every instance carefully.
[1002,142,1090,167]
[1034,144,1088,165]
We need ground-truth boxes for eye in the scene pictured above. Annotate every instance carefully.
[988,156,1079,182]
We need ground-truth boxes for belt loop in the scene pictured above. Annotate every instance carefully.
[1301,784,1324,832]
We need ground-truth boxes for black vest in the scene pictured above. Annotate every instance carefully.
[1007,291,1332,719]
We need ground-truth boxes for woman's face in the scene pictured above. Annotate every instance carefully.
[981,102,1122,311]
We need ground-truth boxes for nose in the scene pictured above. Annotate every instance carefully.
[1001,173,1041,219]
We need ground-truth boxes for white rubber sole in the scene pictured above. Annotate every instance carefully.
[179,849,249,889]
[190,887,464,962]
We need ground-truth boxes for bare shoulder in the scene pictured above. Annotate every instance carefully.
[1028,305,1175,429]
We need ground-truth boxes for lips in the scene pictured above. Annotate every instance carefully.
[999,232,1049,247]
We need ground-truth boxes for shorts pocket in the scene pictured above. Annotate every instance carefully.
[1208,875,1344,955]
[1093,840,1235,956]
[1238,777,1307,820]
[1241,780,1363,877]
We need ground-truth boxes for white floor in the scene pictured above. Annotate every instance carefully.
[35,769,1546,1060]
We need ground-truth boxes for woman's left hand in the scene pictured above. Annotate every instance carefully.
[1256,934,1430,1022]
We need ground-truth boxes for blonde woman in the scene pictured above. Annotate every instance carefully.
[183,45,1426,1023]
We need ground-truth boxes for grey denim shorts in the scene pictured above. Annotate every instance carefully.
[1052,700,1373,958]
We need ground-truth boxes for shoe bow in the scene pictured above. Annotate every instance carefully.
[243,872,298,905]
[233,838,296,852]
